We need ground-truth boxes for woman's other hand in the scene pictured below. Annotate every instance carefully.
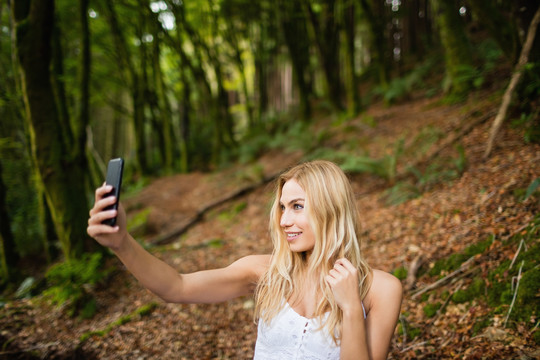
[325,258,363,315]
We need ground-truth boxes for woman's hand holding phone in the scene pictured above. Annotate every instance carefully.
[87,184,128,251]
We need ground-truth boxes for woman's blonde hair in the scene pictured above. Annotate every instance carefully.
[254,160,372,344]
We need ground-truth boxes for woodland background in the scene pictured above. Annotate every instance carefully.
[0,0,539,358]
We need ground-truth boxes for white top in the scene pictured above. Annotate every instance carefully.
[253,303,366,360]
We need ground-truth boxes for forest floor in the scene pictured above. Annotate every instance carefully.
[1,91,539,359]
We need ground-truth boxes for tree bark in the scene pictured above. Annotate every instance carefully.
[278,0,312,122]
[11,0,91,259]
[0,161,17,282]
[101,0,149,174]
[431,0,473,97]
[304,0,343,111]
[357,0,390,87]
[342,0,361,116]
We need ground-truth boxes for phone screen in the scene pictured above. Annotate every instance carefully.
[102,158,124,226]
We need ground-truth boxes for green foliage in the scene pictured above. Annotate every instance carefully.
[398,317,421,340]
[524,178,540,200]
[426,216,539,330]
[308,138,405,183]
[373,57,439,105]
[43,253,111,318]
[487,228,540,324]
[384,145,467,206]
[232,119,328,165]
[475,39,503,72]
[127,207,151,236]
[452,278,485,304]
[423,302,441,318]
[1,140,44,257]
[392,267,408,281]
[428,236,493,277]
[218,201,247,222]
[15,277,40,299]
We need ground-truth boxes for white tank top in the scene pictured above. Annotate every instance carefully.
[253,303,366,360]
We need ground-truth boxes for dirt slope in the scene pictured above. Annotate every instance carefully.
[1,94,539,359]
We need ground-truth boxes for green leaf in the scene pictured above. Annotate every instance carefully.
[524,177,540,201]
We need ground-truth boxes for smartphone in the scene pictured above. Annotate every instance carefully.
[102,158,124,226]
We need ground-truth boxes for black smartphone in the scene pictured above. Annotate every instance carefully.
[102,158,124,226]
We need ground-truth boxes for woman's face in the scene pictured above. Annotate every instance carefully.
[279,179,316,253]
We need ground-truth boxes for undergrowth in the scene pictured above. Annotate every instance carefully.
[42,253,112,319]
[416,215,540,342]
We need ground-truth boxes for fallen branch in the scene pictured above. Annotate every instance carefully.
[411,256,476,300]
[148,173,279,246]
[504,260,524,328]
[405,254,424,291]
[484,6,540,158]
[509,239,527,270]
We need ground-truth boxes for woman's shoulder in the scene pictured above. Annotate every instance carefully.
[364,269,403,313]
[231,254,272,279]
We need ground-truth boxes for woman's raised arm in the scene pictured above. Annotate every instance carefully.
[87,184,269,304]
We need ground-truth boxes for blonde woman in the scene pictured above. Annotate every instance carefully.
[87,160,402,359]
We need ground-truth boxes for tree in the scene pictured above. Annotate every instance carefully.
[341,0,361,116]
[10,0,93,259]
[466,0,520,63]
[304,0,344,111]
[0,161,17,282]
[357,0,391,88]
[431,0,474,97]
[277,0,313,122]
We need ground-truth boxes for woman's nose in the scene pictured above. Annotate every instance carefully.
[280,210,292,228]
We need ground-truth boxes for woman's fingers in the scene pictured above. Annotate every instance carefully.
[94,184,112,202]
[89,194,117,217]
[88,208,117,225]
[87,223,119,238]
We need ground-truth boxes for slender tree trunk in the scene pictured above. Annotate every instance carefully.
[150,19,175,172]
[101,0,148,174]
[304,0,343,111]
[0,161,17,282]
[179,67,191,173]
[431,0,473,97]
[357,0,390,87]
[11,0,91,259]
[278,0,312,122]
[342,0,361,116]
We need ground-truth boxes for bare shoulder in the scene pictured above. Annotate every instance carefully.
[230,254,271,280]
[365,269,403,313]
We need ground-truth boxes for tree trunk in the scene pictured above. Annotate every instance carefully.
[11,0,91,259]
[431,0,473,97]
[101,0,149,174]
[0,161,17,282]
[357,0,390,87]
[342,0,361,117]
[150,17,175,173]
[278,0,312,122]
[304,0,343,111]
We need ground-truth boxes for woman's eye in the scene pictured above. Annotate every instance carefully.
[280,205,285,211]
[294,204,303,210]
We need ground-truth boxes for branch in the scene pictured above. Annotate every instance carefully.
[504,260,524,328]
[148,172,280,246]
[405,254,424,291]
[484,6,540,158]
[411,256,476,299]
